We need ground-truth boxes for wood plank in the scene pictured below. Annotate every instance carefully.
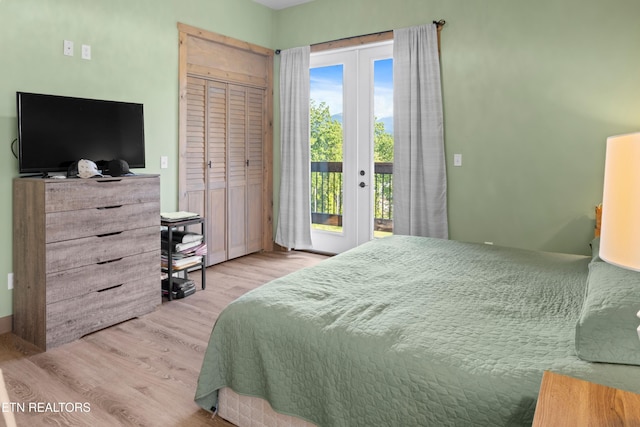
[0,250,327,426]
[178,23,274,58]
[178,29,190,211]
[187,63,268,88]
[12,179,47,350]
[533,371,640,426]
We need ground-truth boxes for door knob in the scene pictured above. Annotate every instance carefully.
[359,182,367,188]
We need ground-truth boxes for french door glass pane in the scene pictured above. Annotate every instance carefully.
[373,58,393,237]
[310,64,344,233]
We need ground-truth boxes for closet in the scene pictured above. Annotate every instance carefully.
[178,24,273,266]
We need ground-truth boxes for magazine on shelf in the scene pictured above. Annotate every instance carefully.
[160,230,203,244]
[161,254,203,270]
[162,238,203,253]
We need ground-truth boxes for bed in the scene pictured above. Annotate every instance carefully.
[195,235,640,426]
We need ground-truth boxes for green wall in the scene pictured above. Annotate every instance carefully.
[0,0,274,319]
[272,0,640,255]
[2,0,639,319]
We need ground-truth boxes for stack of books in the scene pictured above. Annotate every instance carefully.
[161,229,208,271]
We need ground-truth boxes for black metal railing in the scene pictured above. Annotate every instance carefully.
[373,162,393,232]
[310,161,393,232]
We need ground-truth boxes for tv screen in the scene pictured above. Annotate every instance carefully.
[17,92,146,174]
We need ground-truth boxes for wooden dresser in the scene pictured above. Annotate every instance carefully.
[12,175,161,350]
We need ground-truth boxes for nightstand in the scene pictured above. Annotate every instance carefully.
[533,371,640,426]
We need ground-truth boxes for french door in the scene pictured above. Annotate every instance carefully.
[309,42,393,254]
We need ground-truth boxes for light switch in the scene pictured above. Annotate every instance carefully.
[161,156,168,169]
[454,153,462,167]
[81,44,91,60]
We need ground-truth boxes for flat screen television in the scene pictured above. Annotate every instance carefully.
[17,92,146,175]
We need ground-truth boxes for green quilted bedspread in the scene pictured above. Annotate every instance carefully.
[195,236,640,426]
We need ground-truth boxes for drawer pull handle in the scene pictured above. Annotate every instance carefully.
[96,179,123,183]
[97,205,123,210]
[97,284,124,293]
[97,257,123,265]
[96,231,123,238]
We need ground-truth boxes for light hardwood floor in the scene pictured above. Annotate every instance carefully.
[0,250,327,427]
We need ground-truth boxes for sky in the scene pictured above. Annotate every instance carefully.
[309,58,393,121]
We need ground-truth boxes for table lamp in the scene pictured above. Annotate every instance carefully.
[599,132,640,271]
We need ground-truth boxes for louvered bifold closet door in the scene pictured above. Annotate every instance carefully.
[184,76,208,243]
[226,85,265,259]
[185,76,228,265]
[185,77,264,264]
[227,84,248,259]
[206,80,229,264]
[246,87,264,253]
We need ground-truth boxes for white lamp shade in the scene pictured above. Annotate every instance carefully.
[600,132,640,271]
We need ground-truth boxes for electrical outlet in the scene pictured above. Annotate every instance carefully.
[453,153,462,167]
[63,40,74,56]
[8,272,13,290]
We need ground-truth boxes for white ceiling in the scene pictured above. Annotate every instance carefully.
[252,0,315,10]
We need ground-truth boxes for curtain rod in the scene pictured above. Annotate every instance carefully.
[274,20,445,54]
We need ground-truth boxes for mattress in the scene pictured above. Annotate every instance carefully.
[218,387,314,427]
[196,235,640,426]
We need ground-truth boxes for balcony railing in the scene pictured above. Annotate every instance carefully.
[311,161,393,232]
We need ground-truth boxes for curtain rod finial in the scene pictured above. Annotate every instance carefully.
[275,49,281,55]
[433,20,446,27]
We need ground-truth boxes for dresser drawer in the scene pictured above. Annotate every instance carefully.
[45,176,160,212]
[46,251,159,304]
[46,201,159,243]
[45,276,159,349]
[46,226,159,273]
